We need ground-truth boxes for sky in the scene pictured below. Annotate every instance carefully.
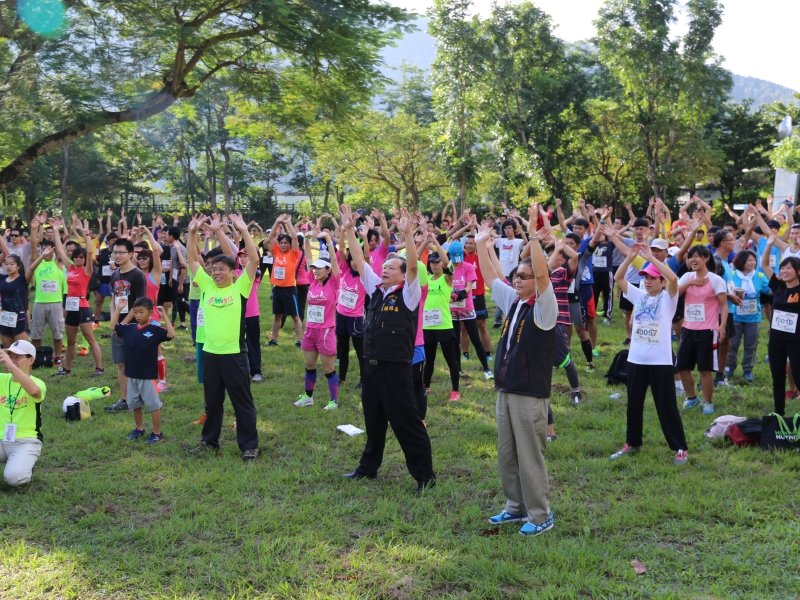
[388,0,800,92]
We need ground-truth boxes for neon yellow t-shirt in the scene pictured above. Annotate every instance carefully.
[0,373,46,440]
[194,268,253,354]
[423,275,454,330]
[34,260,63,304]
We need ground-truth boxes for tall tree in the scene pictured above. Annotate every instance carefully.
[383,62,435,126]
[595,0,732,198]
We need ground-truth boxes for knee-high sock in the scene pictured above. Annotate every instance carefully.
[305,369,317,396]
[564,359,580,390]
[581,338,593,363]
[325,370,339,402]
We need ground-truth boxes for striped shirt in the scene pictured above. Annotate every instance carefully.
[549,266,574,325]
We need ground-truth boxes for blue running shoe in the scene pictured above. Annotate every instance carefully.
[683,398,700,409]
[519,512,554,536]
[701,402,715,415]
[488,510,527,524]
[125,428,146,441]
[144,432,164,444]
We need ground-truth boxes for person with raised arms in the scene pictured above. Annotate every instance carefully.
[186,213,260,460]
[475,202,558,537]
[339,204,436,494]
[611,243,688,465]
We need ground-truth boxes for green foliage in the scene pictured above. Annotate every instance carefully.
[771,136,800,173]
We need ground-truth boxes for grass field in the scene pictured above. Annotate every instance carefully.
[2,282,800,599]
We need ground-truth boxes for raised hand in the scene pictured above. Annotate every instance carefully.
[475,223,492,246]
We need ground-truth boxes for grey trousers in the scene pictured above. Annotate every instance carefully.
[0,438,42,487]
[496,392,550,524]
[726,321,760,373]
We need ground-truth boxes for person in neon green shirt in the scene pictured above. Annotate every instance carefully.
[0,340,46,487]
[25,240,65,365]
[186,212,260,460]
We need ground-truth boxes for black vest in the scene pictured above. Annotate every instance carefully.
[363,284,418,363]
[494,296,556,398]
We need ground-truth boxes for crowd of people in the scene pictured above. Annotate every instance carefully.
[1,195,799,537]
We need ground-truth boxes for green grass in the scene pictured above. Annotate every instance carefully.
[2,284,800,599]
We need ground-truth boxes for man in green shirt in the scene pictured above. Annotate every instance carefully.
[25,240,65,365]
[186,213,260,460]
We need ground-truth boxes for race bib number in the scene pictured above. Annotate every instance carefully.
[273,266,286,280]
[501,249,513,262]
[161,260,171,271]
[160,274,167,286]
[262,256,270,264]
[772,310,798,334]
[115,296,129,314]
[727,281,735,295]
[568,279,576,293]
[0,311,16,327]
[738,298,757,316]
[197,307,205,327]
[307,304,325,324]
[633,321,661,345]
[3,423,17,443]
[450,299,466,309]
[593,255,607,268]
[102,266,112,277]
[41,280,58,294]
[338,289,358,310]
[423,309,443,327]
[769,254,777,268]
[581,266,591,281]
[685,303,705,323]
[65,296,80,311]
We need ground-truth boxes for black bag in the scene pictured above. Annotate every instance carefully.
[88,269,100,292]
[64,403,81,421]
[100,311,111,322]
[761,414,800,451]
[605,349,629,385]
[33,346,54,369]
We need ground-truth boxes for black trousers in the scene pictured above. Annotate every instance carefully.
[171,279,190,323]
[423,330,460,391]
[201,352,259,451]
[593,271,612,320]
[245,316,261,376]
[356,361,435,481]
[337,333,364,383]
[296,284,309,321]
[768,337,800,415]
[626,362,687,451]
[412,359,427,420]
[454,318,488,370]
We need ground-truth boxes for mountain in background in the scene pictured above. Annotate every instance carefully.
[381,18,799,108]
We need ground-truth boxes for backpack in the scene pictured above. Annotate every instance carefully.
[33,346,54,369]
[605,349,629,385]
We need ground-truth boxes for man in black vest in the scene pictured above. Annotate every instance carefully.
[340,205,436,493]
[475,202,558,536]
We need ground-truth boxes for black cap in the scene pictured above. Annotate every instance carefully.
[429,252,442,262]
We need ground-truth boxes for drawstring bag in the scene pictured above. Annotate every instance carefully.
[63,396,92,421]
[761,414,800,451]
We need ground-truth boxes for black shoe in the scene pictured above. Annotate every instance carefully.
[295,341,302,348]
[493,322,502,329]
[266,339,278,347]
[462,352,470,361]
[178,324,188,331]
[242,448,259,461]
[415,477,437,493]
[342,471,376,480]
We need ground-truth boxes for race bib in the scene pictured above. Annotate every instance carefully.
[593,255,607,268]
[197,307,205,327]
[102,266,112,277]
[581,266,591,281]
[727,281,736,295]
[3,423,16,443]
[423,309,443,327]
[41,280,58,294]
[274,266,286,280]
[115,296,129,314]
[685,303,705,323]
[160,274,167,286]
[568,279,576,294]
[772,310,798,334]
[262,256,270,264]
[449,299,466,309]
[738,298,757,316]
[769,254,777,268]
[161,260,171,271]
[0,311,16,327]
[500,249,513,262]
[633,321,661,345]
[339,289,358,310]
[65,296,80,311]
[307,304,325,324]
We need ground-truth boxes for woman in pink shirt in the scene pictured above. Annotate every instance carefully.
[336,243,367,390]
[237,250,263,382]
[296,231,340,411]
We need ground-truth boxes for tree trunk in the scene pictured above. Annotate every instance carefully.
[60,145,69,218]
[220,141,232,213]
[323,180,331,212]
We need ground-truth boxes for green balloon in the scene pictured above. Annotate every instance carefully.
[18,0,66,38]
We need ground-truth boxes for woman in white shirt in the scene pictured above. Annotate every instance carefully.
[611,243,689,465]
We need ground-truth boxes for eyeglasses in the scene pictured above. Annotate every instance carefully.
[514,272,536,281]
[8,353,31,361]
[10,234,19,238]
[111,250,130,255]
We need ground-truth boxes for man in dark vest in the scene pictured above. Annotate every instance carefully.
[339,204,436,493]
[475,202,558,536]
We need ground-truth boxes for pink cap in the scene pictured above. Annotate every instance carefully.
[638,263,663,279]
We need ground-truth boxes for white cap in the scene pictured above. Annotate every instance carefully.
[309,259,332,269]
[8,340,36,357]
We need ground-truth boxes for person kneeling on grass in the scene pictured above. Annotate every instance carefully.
[111,297,175,444]
[611,244,689,465]
[0,340,46,487]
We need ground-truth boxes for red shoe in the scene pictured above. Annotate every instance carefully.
[54,357,62,366]
[92,322,100,329]
[449,391,461,402]
[190,414,207,425]
[786,389,800,401]
[78,348,88,357]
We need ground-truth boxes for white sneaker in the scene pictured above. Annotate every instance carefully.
[484,369,494,380]
[323,401,338,411]
[675,385,685,397]
[294,394,314,407]
[252,374,262,382]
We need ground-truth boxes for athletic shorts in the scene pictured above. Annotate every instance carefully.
[31,303,65,340]
[98,283,112,297]
[126,378,162,413]
[676,328,717,373]
[619,294,634,313]
[111,333,125,364]
[473,294,488,319]
[760,291,773,306]
[301,326,336,355]
[272,286,299,317]
[580,286,596,319]
[0,314,28,338]
[157,283,172,305]
[672,294,685,323]
[65,307,94,327]
[335,312,364,338]
[195,342,204,384]
[568,301,584,326]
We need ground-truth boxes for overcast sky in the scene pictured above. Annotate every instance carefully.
[389,0,800,92]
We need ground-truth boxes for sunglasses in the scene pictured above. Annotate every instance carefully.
[513,272,536,281]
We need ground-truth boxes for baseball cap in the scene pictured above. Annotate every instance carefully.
[649,238,669,250]
[638,263,663,279]
[8,340,36,357]
[428,252,442,262]
[448,241,464,263]
[300,223,309,231]
[767,220,780,230]
[791,223,800,230]
[309,258,331,269]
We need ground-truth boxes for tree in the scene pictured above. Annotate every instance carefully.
[595,0,732,198]
[0,0,413,191]
[383,62,435,126]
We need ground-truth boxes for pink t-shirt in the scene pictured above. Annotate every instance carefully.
[336,251,367,318]
[306,274,338,329]
[450,261,477,314]
[237,269,261,318]
[678,272,727,331]
[415,284,428,347]
[295,252,311,285]
[369,240,390,270]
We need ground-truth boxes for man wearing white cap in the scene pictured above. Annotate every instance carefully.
[0,340,46,487]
